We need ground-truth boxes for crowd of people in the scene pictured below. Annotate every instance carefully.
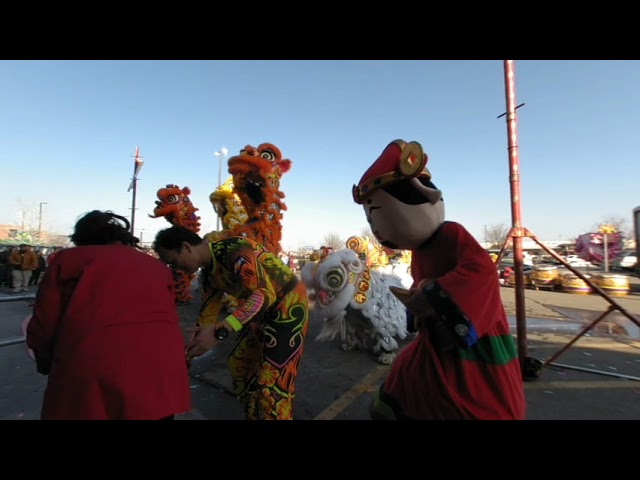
[0,245,63,293]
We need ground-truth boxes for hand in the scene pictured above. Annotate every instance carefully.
[403,295,455,350]
[186,324,218,360]
[402,279,440,331]
[411,311,443,331]
[403,281,437,320]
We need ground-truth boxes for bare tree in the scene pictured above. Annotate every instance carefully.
[359,227,374,241]
[46,233,72,247]
[590,215,632,238]
[323,231,344,251]
[485,222,510,249]
[6,199,62,245]
[13,200,40,238]
[8,199,53,243]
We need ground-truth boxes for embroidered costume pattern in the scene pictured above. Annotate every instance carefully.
[207,237,308,420]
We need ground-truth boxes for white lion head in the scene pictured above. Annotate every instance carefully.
[301,248,370,323]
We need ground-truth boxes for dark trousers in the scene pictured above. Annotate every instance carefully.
[0,265,12,288]
[28,269,42,286]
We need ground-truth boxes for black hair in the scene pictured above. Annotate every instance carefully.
[70,210,139,247]
[153,225,204,253]
[381,177,443,205]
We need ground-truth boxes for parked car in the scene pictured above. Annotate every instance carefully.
[499,252,534,267]
[564,255,593,268]
[613,251,637,270]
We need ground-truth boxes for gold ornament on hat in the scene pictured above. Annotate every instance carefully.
[395,140,428,177]
[352,139,431,204]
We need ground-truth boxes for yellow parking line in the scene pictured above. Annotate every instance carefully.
[313,369,640,420]
[313,364,389,420]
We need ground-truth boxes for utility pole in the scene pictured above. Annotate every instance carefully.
[483,224,488,247]
[127,146,144,235]
[38,202,48,242]
[498,59,542,378]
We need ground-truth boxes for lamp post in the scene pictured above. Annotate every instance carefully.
[599,224,616,273]
[38,202,48,243]
[214,147,229,230]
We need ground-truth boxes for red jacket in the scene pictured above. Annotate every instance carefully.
[27,244,191,420]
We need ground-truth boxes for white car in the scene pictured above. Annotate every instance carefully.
[500,252,534,267]
[614,251,637,270]
[564,255,593,267]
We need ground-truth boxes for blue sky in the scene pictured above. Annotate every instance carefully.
[1,60,638,251]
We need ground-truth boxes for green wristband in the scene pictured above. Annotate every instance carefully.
[225,314,243,332]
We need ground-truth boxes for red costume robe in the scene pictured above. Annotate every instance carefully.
[382,221,526,419]
[27,244,191,420]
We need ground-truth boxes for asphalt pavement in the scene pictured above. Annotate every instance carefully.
[2,272,640,421]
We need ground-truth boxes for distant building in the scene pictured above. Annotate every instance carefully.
[0,225,19,241]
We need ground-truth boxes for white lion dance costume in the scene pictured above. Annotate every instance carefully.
[301,246,410,365]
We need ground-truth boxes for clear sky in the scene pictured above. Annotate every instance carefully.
[1,60,638,251]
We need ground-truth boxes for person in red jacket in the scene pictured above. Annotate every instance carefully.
[26,210,191,420]
[46,247,62,267]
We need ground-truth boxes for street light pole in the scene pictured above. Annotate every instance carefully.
[38,202,48,242]
[214,147,229,231]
